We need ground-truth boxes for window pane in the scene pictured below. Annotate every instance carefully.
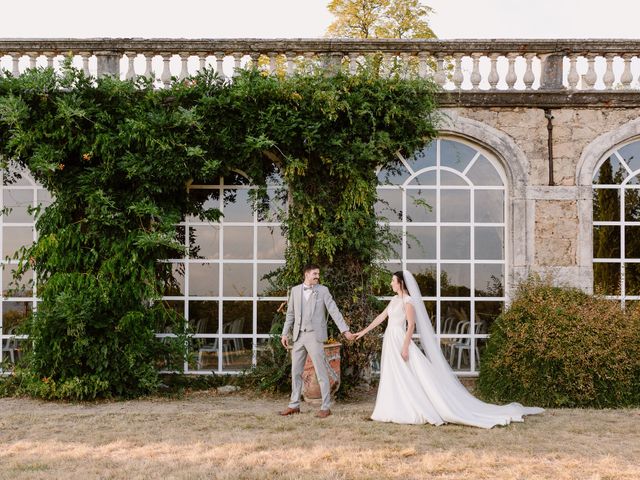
[593,188,620,221]
[407,264,437,297]
[406,189,436,222]
[188,263,219,297]
[2,301,32,332]
[257,188,286,223]
[189,225,219,259]
[222,301,253,334]
[475,190,504,223]
[2,267,33,297]
[409,170,437,186]
[407,141,436,172]
[187,189,220,222]
[189,300,219,334]
[593,155,624,185]
[383,225,403,259]
[223,226,253,259]
[441,301,470,330]
[37,189,53,209]
[625,189,640,222]
[3,189,33,223]
[160,300,184,333]
[625,263,640,296]
[619,142,640,174]
[467,156,503,186]
[257,263,285,296]
[593,226,621,259]
[475,264,504,297]
[256,226,285,260]
[377,162,410,185]
[189,338,219,371]
[441,190,470,222]
[593,263,621,295]
[440,171,466,186]
[222,263,253,297]
[441,226,470,260]
[222,338,252,371]
[440,263,471,297]
[474,301,503,334]
[440,139,475,172]
[222,189,253,222]
[257,301,281,334]
[375,188,403,220]
[625,226,640,259]
[3,226,34,258]
[406,226,436,259]
[475,227,504,260]
[164,263,184,296]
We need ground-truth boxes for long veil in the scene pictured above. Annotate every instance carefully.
[402,270,544,428]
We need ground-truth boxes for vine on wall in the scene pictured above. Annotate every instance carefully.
[0,62,439,399]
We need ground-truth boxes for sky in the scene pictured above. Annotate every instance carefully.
[2,0,640,39]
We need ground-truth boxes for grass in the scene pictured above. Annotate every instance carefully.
[0,389,639,479]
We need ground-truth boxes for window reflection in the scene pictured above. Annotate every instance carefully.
[406,226,437,259]
[406,189,436,222]
[406,141,436,172]
[257,301,281,334]
[441,190,470,222]
[441,226,470,260]
[475,264,504,297]
[475,227,503,260]
[475,190,504,223]
[256,227,286,259]
[375,189,403,220]
[222,189,254,222]
[407,264,437,297]
[188,263,219,297]
[3,226,34,258]
[3,189,34,223]
[189,301,219,334]
[440,264,471,297]
[223,226,254,259]
[222,301,252,334]
[440,140,475,171]
[189,225,219,259]
[467,156,503,186]
[222,263,253,297]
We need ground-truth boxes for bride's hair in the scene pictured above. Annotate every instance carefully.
[393,271,409,294]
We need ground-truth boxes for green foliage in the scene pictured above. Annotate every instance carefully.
[0,62,439,399]
[478,278,640,408]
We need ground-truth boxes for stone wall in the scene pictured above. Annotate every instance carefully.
[439,95,640,296]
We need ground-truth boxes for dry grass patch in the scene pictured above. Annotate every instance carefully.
[1,390,639,479]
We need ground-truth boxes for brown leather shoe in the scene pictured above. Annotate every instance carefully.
[315,409,332,418]
[279,407,300,416]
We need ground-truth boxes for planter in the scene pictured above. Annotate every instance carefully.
[302,342,341,404]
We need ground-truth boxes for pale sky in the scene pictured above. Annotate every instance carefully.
[2,0,640,39]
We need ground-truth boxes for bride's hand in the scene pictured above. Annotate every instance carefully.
[401,349,409,362]
[354,331,365,340]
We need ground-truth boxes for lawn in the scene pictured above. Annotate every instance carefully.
[0,389,638,479]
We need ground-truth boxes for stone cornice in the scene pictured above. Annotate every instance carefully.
[436,90,640,108]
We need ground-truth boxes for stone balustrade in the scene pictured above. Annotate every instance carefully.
[1,38,639,92]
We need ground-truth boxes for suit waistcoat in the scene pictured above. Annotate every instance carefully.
[301,289,314,331]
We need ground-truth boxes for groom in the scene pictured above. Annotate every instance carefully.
[280,264,354,418]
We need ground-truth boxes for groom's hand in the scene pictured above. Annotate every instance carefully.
[343,331,355,341]
[281,335,289,348]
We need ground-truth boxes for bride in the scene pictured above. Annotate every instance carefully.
[354,270,543,428]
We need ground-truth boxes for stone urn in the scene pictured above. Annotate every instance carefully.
[302,342,342,404]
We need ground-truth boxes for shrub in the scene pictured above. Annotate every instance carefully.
[478,278,640,408]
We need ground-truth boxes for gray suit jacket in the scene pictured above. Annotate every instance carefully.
[282,284,349,343]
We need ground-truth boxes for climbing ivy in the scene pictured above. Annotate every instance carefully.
[0,62,439,399]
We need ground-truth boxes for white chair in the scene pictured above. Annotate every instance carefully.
[449,320,485,370]
[1,328,18,364]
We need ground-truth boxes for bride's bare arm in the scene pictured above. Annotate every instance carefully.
[354,307,389,339]
[401,303,416,361]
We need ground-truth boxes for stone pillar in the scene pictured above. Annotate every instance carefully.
[540,53,564,90]
[96,51,120,78]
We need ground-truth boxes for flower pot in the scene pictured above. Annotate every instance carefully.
[302,342,341,404]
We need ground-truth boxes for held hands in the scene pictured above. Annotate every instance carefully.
[353,331,365,340]
[343,331,356,341]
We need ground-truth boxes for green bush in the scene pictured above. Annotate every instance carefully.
[478,278,640,408]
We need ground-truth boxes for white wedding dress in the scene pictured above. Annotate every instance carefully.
[371,272,544,428]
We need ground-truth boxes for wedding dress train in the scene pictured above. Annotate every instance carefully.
[371,272,544,429]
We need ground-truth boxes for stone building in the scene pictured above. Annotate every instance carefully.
[1,39,639,376]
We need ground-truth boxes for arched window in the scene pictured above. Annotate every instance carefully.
[593,138,640,305]
[162,172,287,373]
[0,163,51,370]
[376,138,507,374]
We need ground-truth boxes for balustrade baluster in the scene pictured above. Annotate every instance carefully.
[11,54,20,76]
[452,53,463,89]
[179,53,189,80]
[620,54,633,89]
[214,52,226,79]
[523,53,535,90]
[143,53,153,81]
[233,52,244,77]
[567,55,579,89]
[488,53,499,90]
[27,52,37,70]
[197,53,207,75]
[417,51,428,79]
[160,53,172,87]
[470,53,482,89]
[79,52,90,77]
[125,52,136,81]
[584,54,597,89]
[434,53,447,87]
[268,52,278,75]
[603,53,615,88]
[45,53,54,70]
[505,53,517,89]
[348,52,358,75]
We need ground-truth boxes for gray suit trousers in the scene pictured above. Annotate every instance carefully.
[288,331,331,411]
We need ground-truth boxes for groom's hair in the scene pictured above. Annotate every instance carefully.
[303,263,320,274]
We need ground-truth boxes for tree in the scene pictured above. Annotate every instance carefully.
[326,0,436,39]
